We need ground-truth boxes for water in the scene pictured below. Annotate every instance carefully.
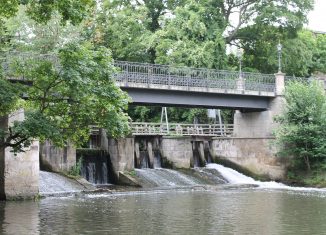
[135,168,202,187]
[39,171,87,195]
[3,165,326,234]
[207,163,326,191]
[80,152,113,184]
[1,189,326,234]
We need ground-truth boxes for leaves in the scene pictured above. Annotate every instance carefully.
[1,42,130,152]
[276,80,326,171]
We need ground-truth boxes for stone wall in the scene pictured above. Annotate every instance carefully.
[160,136,193,168]
[0,110,39,200]
[211,137,286,180]
[40,141,76,172]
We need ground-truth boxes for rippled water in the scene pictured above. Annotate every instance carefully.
[1,189,326,235]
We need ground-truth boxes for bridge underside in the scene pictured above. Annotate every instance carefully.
[122,88,271,111]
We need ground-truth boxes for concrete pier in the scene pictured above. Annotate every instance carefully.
[0,110,39,200]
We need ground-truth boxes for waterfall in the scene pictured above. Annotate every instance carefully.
[78,150,113,185]
[206,164,256,184]
[135,168,201,187]
[139,151,149,168]
[153,150,162,168]
[101,163,108,184]
[206,163,326,191]
[39,171,86,194]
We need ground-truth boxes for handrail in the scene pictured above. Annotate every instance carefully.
[1,54,276,94]
[130,122,234,137]
[114,61,276,93]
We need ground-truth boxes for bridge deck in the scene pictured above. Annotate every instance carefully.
[114,61,276,97]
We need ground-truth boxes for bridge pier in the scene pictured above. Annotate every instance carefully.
[0,110,39,200]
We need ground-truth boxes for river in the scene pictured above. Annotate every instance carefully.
[1,164,326,234]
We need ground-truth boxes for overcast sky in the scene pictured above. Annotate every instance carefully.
[308,0,326,32]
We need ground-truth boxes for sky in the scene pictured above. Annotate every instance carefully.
[308,0,326,32]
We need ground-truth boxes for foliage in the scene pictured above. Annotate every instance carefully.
[241,29,326,76]
[68,157,83,177]
[0,0,94,25]
[3,6,82,54]
[153,1,226,68]
[0,42,130,152]
[275,81,326,171]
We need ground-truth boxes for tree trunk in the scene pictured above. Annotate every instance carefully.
[304,155,311,171]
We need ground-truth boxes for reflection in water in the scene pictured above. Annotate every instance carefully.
[1,190,326,234]
[0,201,40,235]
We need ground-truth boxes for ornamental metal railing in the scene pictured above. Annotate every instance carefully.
[114,61,276,93]
[0,52,59,80]
[130,122,234,137]
[1,53,275,93]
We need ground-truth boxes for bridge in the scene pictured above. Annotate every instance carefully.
[1,55,284,111]
[114,61,276,110]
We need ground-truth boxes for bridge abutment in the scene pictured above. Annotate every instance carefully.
[212,73,287,180]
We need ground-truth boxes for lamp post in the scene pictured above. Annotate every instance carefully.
[237,48,244,91]
[237,48,244,78]
[277,42,282,73]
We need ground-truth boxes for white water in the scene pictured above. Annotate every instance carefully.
[206,163,326,191]
[39,171,91,195]
[135,168,200,187]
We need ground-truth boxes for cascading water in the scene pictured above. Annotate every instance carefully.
[39,171,87,194]
[135,168,202,187]
[79,150,114,185]
[153,150,162,168]
[206,163,326,191]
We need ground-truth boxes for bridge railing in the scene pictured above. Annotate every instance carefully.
[130,122,234,137]
[114,61,276,93]
[0,52,59,80]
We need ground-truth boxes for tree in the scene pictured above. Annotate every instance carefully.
[3,6,82,54]
[0,42,130,152]
[154,1,226,69]
[0,0,94,25]
[275,80,326,171]
[220,0,314,44]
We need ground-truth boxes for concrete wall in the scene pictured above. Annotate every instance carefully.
[160,136,193,168]
[107,138,134,176]
[0,110,39,200]
[211,137,286,180]
[40,141,76,172]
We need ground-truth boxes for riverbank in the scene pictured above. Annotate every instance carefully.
[284,170,326,188]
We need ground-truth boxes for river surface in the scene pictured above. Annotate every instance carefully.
[1,188,326,235]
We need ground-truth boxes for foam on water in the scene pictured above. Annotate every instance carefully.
[206,163,326,192]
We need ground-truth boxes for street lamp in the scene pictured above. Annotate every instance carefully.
[277,42,282,73]
[237,48,244,78]
[237,48,244,91]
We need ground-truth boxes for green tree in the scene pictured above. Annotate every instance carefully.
[154,1,226,68]
[3,6,82,54]
[275,80,326,171]
[0,42,130,152]
[0,0,94,25]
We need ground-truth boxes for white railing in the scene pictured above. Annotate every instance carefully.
[130,122,234,137]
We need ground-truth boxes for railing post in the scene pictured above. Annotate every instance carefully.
[148,64,152,88]
[124,62,128,86]
[168,70,171,89]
